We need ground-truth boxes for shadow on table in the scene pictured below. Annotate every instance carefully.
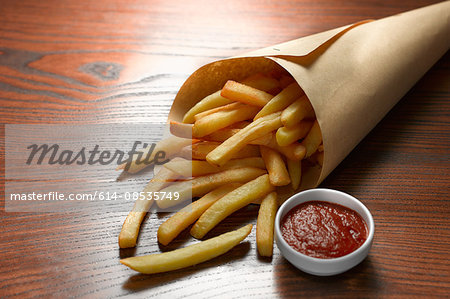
[274,256,380,297]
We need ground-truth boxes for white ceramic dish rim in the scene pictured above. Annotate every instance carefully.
[274,188,375,264]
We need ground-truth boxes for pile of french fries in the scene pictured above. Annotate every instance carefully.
[119,72,324,274]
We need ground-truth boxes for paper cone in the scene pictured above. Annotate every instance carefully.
[168,2,450,193]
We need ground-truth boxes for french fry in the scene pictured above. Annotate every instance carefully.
[182,90,233,124]
[119,167,179,248]
[221,80,273,107]
[266,135,306,161]
[121,224,253,274]
[189,141,220,160]
[156,167,267,209]
[287,159,301,190]
[163,157,266,177]
[117,136,195,174]
[220,157,266,170]
[206,112,282,166]
[256,192,278,257]
[248,134,272,146]
[260,146,291,186]
[275,120,313,146]
[193,103,260,137]
[254,83,304,120]
[302,120,322,158]
[316,151,324,166]
[203,128,271,145]
[202,128,244,143]
[281,95,315,128]
[157,184,241,245]
[241,73,280,94]
[170,121,193,139]
[179,142,260,160]
[190,174,274,239]
[193,102,242,122]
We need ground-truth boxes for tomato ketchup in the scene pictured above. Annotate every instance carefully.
[281,201,368,259]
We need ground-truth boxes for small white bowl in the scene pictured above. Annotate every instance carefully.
[275,188,374,276]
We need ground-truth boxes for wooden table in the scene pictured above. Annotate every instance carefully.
[1,0,449,297]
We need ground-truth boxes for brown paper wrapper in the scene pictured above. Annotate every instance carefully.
[168,2,450,196]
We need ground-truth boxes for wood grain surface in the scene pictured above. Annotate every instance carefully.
[1,0,449,298]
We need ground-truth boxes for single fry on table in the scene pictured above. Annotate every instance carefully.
[121,224,253,274]
[256,192,278,257]
[119,167,179,248]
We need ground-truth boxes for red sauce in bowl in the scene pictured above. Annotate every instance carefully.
[281,201,368,259]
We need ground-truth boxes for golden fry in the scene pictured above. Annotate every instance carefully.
[281,95,315,128]
[190,141,219,159]
[182,90,233,124]
[266,135,306,161]
[119,167,179,248]
[157,184,241,245]
[221,80,273,107]
[177,141,220,160]
[156,167,266,209]
[302,120,322,158]
[287,159,301,190]
[254,83,304,120]
[163,157,266,177]
[179,143,260,161]
[275,121,313,146]
[193,102,242,122]
[206,112,282,166]
[256,192,278,257]
[170,121,193,139]
[203,128,271,145]
[193,103,259,138]
[316,151,324,166]
[241,73,280,93]
[121,224,253,274]
[190,174,274,239]
[260,146,290,186]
